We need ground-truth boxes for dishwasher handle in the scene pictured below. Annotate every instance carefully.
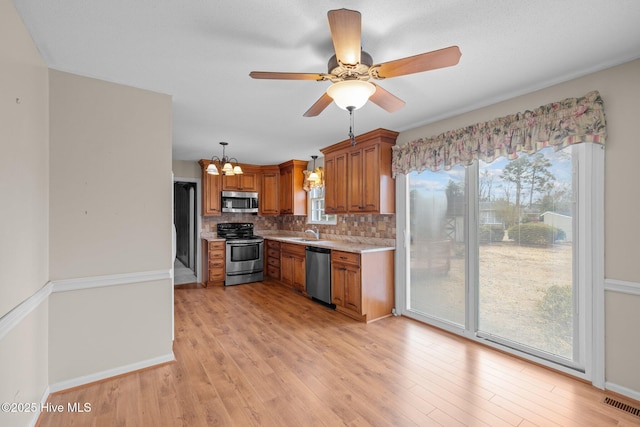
[306,246,331,254]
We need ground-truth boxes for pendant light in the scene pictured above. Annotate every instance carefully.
[206,142,243,176]
[308,155,320,183]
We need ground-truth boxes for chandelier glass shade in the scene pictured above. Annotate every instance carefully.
[327,80,376,110]
[206,142,243,176]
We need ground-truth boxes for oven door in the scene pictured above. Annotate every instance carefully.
[226,240,264,275]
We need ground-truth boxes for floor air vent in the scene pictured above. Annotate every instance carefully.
[603,397,640,417]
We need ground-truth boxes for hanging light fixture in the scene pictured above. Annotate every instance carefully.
[308,155,320,183]
[326,80,376,111]
[326,80,375,146]
[206,142,243,176]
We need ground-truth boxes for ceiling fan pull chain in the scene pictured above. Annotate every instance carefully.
[347,106,356,146]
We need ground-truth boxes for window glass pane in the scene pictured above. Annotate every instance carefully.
[408,165,466,327]
[478,147,574,360]
[307,185,336,225]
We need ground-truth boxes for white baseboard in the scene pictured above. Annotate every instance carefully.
[605,381,640,402]
[48,352,175,394]
[27,385,51,427]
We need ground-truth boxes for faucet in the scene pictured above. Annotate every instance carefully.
[304,228,320,240]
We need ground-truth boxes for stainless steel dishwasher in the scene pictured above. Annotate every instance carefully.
[305,246,333,307]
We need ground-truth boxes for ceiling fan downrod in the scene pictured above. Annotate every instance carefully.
[347,106,356,146]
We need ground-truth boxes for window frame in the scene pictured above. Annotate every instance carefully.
[306,185,337,225]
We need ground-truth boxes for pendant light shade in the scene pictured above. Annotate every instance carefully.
[327,80,376,110]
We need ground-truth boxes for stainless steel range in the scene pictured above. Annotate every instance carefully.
[217,223,264,286]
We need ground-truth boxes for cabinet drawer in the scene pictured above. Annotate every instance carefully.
[267,264,280,279]
[208,241,225,251]
[266,240,281,250]
[209,258,225,269]
[281,243,306,257]
[267,248,280,259]
[208,250,225,260]
[331,250,360,266]
[209,271,225,282]
[267,256,280,268]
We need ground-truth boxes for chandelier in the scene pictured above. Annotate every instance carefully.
[206,142,243,176]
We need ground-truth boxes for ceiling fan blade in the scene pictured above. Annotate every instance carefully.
[369,83,405,113]
[249,71,327,81]
[327,9,361,66]
[303,92,333,117]
[375,46,462,78]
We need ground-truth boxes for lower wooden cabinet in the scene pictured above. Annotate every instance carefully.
[280,242,306,293]
[203,240,225,286]
[331,249,394,322]
[265,239,395,323]
[265,239,281,280]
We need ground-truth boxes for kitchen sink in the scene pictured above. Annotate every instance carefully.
[291,238,324,242]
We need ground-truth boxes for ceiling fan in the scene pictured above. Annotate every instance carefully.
[249,8,461,117]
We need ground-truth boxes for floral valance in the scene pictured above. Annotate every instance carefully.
[391,90,606,176]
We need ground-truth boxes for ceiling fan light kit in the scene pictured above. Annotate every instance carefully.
[326,80,376,110]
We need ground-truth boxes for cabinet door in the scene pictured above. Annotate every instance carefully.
[324,155,336,213]
[260,172,279,215]
[362,144,380,212]
[279,165,293,214]
[325,152,348,214]
[331,263,346,307]
[334,152,348,213]
[343,264,362,313]
[348,149,364,212]
[239,172,258,191]
[292,255,306,292]
[281,253,294,286]
[200,161,222,216]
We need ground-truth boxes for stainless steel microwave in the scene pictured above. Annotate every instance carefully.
[221,191,259,213]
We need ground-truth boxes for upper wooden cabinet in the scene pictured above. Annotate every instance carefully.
[278,160,307,216]
[198,159,222,216]
[321,128,398,214]
[222,164,260,192]
[260,165,280,216]
[324,151,348,214]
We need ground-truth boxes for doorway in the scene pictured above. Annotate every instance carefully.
[173,180,199,285]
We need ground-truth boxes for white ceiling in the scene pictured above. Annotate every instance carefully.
[12,0,640,165]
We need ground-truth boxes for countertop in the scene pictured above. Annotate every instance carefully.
[201,232,395,254]
[260,234,395,254]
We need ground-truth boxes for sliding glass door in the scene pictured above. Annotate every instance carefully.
[407,166,466,327]
[405,146,585,369]
[476,148,576,362]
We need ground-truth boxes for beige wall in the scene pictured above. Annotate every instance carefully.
[49,70,173,278]
[398,59,640,394]
[0,0,50,425]
[172,159,201,179]
[48,69,174,384]
[0,0,49,317]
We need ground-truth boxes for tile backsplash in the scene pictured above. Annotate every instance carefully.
[202,213,396,241]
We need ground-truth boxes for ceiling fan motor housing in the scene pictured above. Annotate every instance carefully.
[328,51,373,80]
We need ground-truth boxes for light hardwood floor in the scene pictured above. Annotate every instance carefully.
[39,280,640,426]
